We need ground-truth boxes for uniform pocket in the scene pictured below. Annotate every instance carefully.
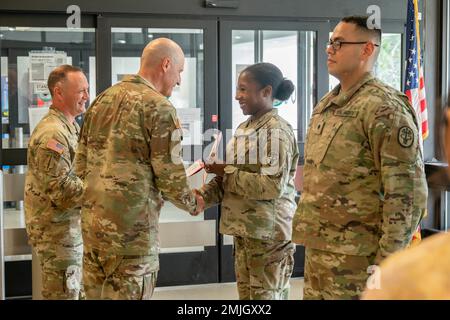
[262,242,296,291]
[307,120,343,164]
[38,151,57,172]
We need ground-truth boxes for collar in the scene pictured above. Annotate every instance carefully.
[121,74,158,92]
[49,105,79,135]
[243,109,278,131]
[317,72,375,114]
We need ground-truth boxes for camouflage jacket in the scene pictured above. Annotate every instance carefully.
[75,74,197,257]
[25,106,83,246]
[292,73,427,262]
[200,109,299,240]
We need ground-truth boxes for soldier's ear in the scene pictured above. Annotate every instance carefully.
[161,57,171,73]
[53,84,63,99]
[362,42,376,60]
[261,85,272,98]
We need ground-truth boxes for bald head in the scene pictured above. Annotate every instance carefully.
[138,37,185,97]
[140,37,184,72]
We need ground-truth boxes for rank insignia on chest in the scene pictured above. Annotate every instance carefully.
[46,138,65,154]
[312,120,325,135]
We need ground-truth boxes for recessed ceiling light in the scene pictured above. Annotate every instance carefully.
[118,39,126,44]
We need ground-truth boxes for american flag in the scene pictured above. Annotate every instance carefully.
[404,0,428,141]
[405,0,427,247]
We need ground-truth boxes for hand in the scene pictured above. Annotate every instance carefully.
[192,189,204,216]
[204,162,227,177]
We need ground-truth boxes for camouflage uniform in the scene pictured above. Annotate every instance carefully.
[200,109,299,300]
[25,106,83,300]
[74,74,198,300]
[362,232,450,300]
[292,73,428,299]
[303,247,376,299]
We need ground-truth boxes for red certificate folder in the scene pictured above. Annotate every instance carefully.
[186,159,205,177]
[186,131,222,177]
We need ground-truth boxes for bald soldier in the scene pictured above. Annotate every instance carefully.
[25,65,89,299]
[75,38,204,300]
[292,16,428,299]
[362,102,450,300]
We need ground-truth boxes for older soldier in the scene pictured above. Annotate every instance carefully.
[25,65,89,299]
[292,15,428,300]
[198,63,298,300]
[75,38,204,300]
[362,100,450,300]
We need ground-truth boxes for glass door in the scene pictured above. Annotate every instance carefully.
[104,17,219,286]
[219,20,329,282]
[0,19,95,299]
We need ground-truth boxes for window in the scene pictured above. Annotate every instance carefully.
[0,27,95,147]
[96,27,206,145]
[329,33,403,91]
[231,29,316,141]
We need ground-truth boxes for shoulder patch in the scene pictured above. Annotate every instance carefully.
[398,126,414,148]
[46,138,65,154]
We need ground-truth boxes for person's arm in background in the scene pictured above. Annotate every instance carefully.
[369,104,428,264]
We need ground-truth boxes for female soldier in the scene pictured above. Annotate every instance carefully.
[197,62,299,300]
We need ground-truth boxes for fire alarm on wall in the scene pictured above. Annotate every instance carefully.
[204,0,239,9]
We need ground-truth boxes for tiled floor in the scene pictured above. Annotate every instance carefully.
[153,278,304,300]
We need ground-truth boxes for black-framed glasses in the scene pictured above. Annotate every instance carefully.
[327,39,380,51]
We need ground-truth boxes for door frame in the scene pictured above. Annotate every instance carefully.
[218,19,330,282]
[100,15,220,286]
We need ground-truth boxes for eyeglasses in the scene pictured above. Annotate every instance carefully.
[327,39,380,51]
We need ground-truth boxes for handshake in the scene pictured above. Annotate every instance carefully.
[187,131,224,217]
[189,162,227,216]
[188,161,227,216]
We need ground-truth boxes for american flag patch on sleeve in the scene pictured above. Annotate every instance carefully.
[46,138,65,154]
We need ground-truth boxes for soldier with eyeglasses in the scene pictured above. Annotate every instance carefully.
[292,15,427,300]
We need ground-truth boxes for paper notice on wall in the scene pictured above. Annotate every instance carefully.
[29,51,67,83]
[28,51,67,100]
[28,107,49,134]
[176,108,201,145]
[34,83,50,94]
